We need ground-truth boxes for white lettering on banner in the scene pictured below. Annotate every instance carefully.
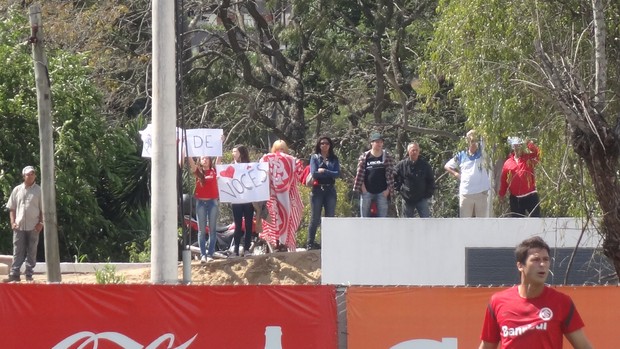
[52,331,197,349]
[390,338,457,349]
[217,163,270,204]
[53,326,282,348]
[264,326,283,349]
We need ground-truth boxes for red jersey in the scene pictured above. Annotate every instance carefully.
[480,286,585,348]
[499,142,539,197]
[194,167,219,200]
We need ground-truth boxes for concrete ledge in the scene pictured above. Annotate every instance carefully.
[33,263,151,274]
[1,254,151,275]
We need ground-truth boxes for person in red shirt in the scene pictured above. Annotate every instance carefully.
[498,137,541,217]
[189,156,220,263]
[479,236,594,349]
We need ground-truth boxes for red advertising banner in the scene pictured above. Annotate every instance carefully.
[0,284,337,348]
[347,286,618,349]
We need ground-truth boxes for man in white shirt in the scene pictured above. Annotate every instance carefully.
[4,166,43,282]
[444,130,492,217]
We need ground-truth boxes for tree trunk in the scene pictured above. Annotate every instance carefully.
[532,0,620,279]
[573,131,620,276]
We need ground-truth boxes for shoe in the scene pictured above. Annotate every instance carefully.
[200,255,207,264]
[243,250,252,257]
[307,242,321,251]
[3,275,20,283]
[25,275,34,282]
[206,256,214,262]
[275,243,288,252]
[229,253,240,259]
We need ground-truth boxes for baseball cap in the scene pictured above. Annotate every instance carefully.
[507,137,524,146]
[22,166,36,175]
[369,132,383,142]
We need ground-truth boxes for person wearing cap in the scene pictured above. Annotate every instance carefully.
[394,141,435,218]
[498,137,541,217]
[4,166,43,282]
[444,130,492,217]
[353,132,395,217]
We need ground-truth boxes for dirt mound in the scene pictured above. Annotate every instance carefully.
[35,250,321,285]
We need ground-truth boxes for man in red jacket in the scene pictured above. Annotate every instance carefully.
[498,137,541,217]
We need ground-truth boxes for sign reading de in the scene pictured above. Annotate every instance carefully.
[138,126,223,158]
[182,128,223,157]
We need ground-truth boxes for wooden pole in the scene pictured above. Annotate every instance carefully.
[29,4,61,282]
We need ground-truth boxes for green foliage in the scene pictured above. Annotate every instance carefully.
[0,8,151,261]
[425,0,609,216]
[95,264,126,284]
[127,238,151,263]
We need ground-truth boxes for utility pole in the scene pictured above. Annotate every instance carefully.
[29,5,61,282]
[151,0,179,283]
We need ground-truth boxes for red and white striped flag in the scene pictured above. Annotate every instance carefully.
[259,151,304,250]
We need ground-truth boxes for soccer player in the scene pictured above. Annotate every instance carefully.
[479,236,594,349]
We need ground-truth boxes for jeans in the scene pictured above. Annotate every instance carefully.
[360,191,388,217]
[232,203,254,254]
[308,185,337,245]
[196,198,219,257]
[10,230,40,277]
[402,198,431,218]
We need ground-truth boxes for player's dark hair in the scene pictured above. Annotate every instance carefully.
[515,236,550,264]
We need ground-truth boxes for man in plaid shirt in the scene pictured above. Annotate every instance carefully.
[353,132,395,217]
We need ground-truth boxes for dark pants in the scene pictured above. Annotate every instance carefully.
[232,203,254,253]
[401,197,431,218]
[308,185,337,245]
[509,192,541,217]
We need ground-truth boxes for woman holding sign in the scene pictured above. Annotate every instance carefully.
[189,156,220,263]
[231,145,255,257]
[306,136,340,250]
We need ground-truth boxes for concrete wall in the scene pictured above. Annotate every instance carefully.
[321,217,604,286]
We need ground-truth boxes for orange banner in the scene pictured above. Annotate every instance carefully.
[0,284,337,348]
[347,286,618,348]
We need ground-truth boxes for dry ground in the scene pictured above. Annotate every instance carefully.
[30,250,321,285]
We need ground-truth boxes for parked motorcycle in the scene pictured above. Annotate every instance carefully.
[180,194,273,259]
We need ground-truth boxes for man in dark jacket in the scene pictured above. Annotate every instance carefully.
[394,142,435,217]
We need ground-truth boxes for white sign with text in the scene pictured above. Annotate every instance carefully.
[216,163,269,204]
[139,126,223,158]
[182,128,223,157]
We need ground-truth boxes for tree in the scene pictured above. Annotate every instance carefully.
[429,0,620,277]
[0,6,148,262]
